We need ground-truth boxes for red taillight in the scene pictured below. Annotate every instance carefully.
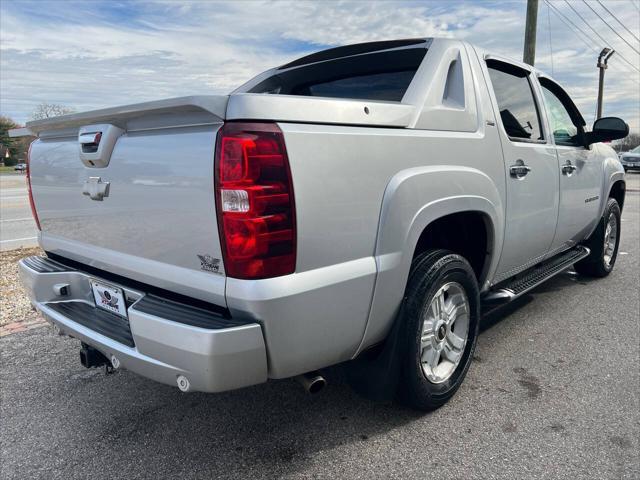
[26,141,41,231]
[215,123,296,279]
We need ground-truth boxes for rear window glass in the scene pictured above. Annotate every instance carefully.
[247,48,427,102]
[487,61,544,142]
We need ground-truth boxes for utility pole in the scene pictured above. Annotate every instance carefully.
[523,0,539,66]
[596,48,615,119]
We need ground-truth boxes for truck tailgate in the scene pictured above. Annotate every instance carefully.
[27,96,229,306]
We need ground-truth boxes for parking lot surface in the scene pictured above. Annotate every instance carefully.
[1,175,638,479]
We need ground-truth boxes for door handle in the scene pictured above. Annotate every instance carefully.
[562,162,578,175]
[509,162,531,179]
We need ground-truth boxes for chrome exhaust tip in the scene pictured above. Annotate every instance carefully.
[295,371,326,394]
[176,375,191,392]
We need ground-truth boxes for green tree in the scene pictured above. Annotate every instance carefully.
[0,116,35,166]
[0,116,19,166]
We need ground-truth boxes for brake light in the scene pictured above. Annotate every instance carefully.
[26,141,41,231]
[215,123,296,279]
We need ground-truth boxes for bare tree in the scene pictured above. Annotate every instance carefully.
[613,132,640,153]
[30,102,76,120]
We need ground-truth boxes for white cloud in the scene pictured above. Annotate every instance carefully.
[1,0,638,130]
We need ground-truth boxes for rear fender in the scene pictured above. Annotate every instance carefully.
[355,165,503,355]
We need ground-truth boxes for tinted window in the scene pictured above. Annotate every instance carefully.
[248,48,426,102]
[541,84,579,146]
[280,39,426,69]
[487,62,543,142]
[305,70,417,101]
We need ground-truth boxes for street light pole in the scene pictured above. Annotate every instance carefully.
[596,48,615,120]
[523,0,539,66]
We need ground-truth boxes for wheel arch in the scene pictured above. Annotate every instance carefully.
[412,210,495,284]
[609,179,626,212]
[354,165,503,355]
[601,155,625,215]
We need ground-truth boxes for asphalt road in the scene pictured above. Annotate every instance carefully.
[0,173,37,251]
[1,176,639,479]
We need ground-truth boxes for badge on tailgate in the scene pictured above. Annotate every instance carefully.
[91,280,128,318]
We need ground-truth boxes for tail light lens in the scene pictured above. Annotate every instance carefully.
[215,122,296,279]
[26,141,41,231]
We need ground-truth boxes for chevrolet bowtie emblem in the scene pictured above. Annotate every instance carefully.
[82,176,110,201]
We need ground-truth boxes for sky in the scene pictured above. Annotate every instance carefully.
[1,0,639,131]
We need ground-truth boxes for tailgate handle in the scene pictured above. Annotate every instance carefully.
[78,124,124,168]
[79,132,102,148]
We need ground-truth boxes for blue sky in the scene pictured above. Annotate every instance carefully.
[1,0,639,130]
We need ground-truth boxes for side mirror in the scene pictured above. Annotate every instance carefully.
[586,117,629,145]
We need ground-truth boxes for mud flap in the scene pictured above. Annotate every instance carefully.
[344,305,405,403]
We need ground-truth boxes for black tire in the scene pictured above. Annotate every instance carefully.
[574,197,621,278]
[397,249,480,411]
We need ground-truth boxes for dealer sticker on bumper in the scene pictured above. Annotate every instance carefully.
[91,280,128,318]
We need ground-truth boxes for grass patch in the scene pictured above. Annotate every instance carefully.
[0,166,23,174]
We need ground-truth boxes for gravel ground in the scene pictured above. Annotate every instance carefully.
[0,247,42,326]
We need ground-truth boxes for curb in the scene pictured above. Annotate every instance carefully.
[0,317,47,337]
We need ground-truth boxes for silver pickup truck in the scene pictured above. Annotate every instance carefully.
[15,38,628,410]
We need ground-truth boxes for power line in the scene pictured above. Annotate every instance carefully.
[544,1,633,122]
[545,0,604,55]
[544,0,640,80]
[545,0,636,74]
[563,0,612,46]
[545,0,598,53]
[582,0,639,55]
[596,0,640,43]
[562,0,640,74]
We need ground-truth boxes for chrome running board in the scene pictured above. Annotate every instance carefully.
[482,246,590,309]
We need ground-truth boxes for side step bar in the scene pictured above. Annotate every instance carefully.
[482,246,590,309]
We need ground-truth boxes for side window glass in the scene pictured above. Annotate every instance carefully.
[487,62,544,142]
[540,84,580,146]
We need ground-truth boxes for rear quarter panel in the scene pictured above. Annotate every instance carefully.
[227,116,504,376]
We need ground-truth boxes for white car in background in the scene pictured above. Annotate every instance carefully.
[620,145,640,172]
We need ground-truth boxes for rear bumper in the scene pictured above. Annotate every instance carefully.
[19,256,268,393]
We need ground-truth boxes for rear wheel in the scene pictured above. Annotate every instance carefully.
[575,197,621,277]
[397,249,480,410]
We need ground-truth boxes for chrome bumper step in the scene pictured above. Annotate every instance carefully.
[482,246,590,308]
